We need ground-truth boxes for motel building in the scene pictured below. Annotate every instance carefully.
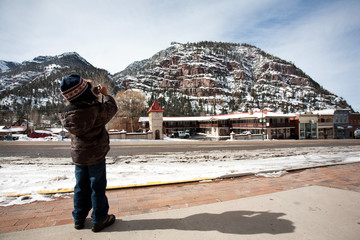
[137,101,356,140]
[139,103,297,140]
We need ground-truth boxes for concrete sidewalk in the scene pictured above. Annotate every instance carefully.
[1,185,360,240]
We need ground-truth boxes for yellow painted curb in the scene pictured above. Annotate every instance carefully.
[37,188,74,195]
[1,177,217,197]
[106,177,217,191]
[2,193,32,198]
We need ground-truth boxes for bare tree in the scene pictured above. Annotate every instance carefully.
[89,72,115,96]
[115,90,146,132]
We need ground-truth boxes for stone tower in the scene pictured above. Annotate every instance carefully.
[148,100,164,140]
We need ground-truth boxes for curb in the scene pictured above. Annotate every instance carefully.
[2,177,218,197]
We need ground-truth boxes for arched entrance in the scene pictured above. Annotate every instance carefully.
[155,130,161,140]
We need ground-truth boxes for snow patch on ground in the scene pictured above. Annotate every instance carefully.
[255,171,288,178]
[0,145,359,206]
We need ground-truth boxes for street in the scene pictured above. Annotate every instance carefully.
[0,139,359,158]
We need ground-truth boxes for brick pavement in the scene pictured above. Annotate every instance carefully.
[1,162,359,234]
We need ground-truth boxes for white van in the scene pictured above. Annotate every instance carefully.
[355,128,360,139]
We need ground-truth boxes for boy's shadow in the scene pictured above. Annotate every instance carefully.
[105,210,295,235]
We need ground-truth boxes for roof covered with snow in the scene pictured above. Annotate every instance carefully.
[0,126,27,133]
[313,109,336,115]
[139,111,297,122]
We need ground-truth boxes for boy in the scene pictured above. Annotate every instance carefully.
[58,74,118,232]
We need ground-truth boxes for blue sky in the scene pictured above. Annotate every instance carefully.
[1,0,359,111]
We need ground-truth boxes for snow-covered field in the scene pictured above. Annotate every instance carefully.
[0,142,359,206]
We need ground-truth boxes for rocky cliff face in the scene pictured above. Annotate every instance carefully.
[113,42,348,114]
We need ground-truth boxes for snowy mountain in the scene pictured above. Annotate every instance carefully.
[0,52,114,126]
[0,60,19,72]
[0,52,93,92]
[113,41,350,115]
[0,41,352,126]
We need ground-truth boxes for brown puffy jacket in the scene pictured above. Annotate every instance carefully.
[58,96,118,166]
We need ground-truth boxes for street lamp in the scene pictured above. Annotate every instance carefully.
[261,102,264,141]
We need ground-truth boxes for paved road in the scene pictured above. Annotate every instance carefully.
[0,139,359,158]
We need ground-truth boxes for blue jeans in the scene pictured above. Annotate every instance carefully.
[72,160,109,224]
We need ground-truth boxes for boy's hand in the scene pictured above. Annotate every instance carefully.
[98,84,109,96]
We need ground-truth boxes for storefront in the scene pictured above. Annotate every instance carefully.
[334,108,351,139]
[298,113,318,140]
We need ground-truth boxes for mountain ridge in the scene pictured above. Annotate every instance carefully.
[0,41,353,126]
[0,60,20,72]
[113,41,349,115]
[0,52,114,126]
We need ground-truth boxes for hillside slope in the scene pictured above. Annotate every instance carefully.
[113,41,349,115]
[0,41,351,126]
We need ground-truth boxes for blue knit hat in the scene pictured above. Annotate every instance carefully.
[60,74,97,103]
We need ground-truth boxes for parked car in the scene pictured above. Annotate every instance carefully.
[170,131,179,138]
[170,130,190,138]
[0,135,18,141]
[30,132,53,138]
[8,135,18,140]
[355,128,360,139]
[240,131,252,135]
[178,131,190,138]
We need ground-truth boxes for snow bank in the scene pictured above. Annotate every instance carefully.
[0,145,359,206]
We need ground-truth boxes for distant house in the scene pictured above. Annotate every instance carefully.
[349,113,360,138]
[0,126,27,136]
[46,128,69,138]
[313,109,335,139]
[334,108,351,139]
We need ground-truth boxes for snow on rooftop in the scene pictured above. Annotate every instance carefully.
[139,111,297,122]
[0,126,27,133]
[313,109,336,115]
[47,128,68,133]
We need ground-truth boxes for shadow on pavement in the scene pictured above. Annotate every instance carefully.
[105,210,295,235]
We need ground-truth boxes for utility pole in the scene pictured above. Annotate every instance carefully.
[261,88,265,141]
[262,101,264,141]
[259,81,267,141]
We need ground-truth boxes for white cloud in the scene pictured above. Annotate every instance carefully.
[0,0,359,111]
[0,0,278,71]
[242,0,360,111]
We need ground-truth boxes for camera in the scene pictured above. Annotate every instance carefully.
[93,86,100,95]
